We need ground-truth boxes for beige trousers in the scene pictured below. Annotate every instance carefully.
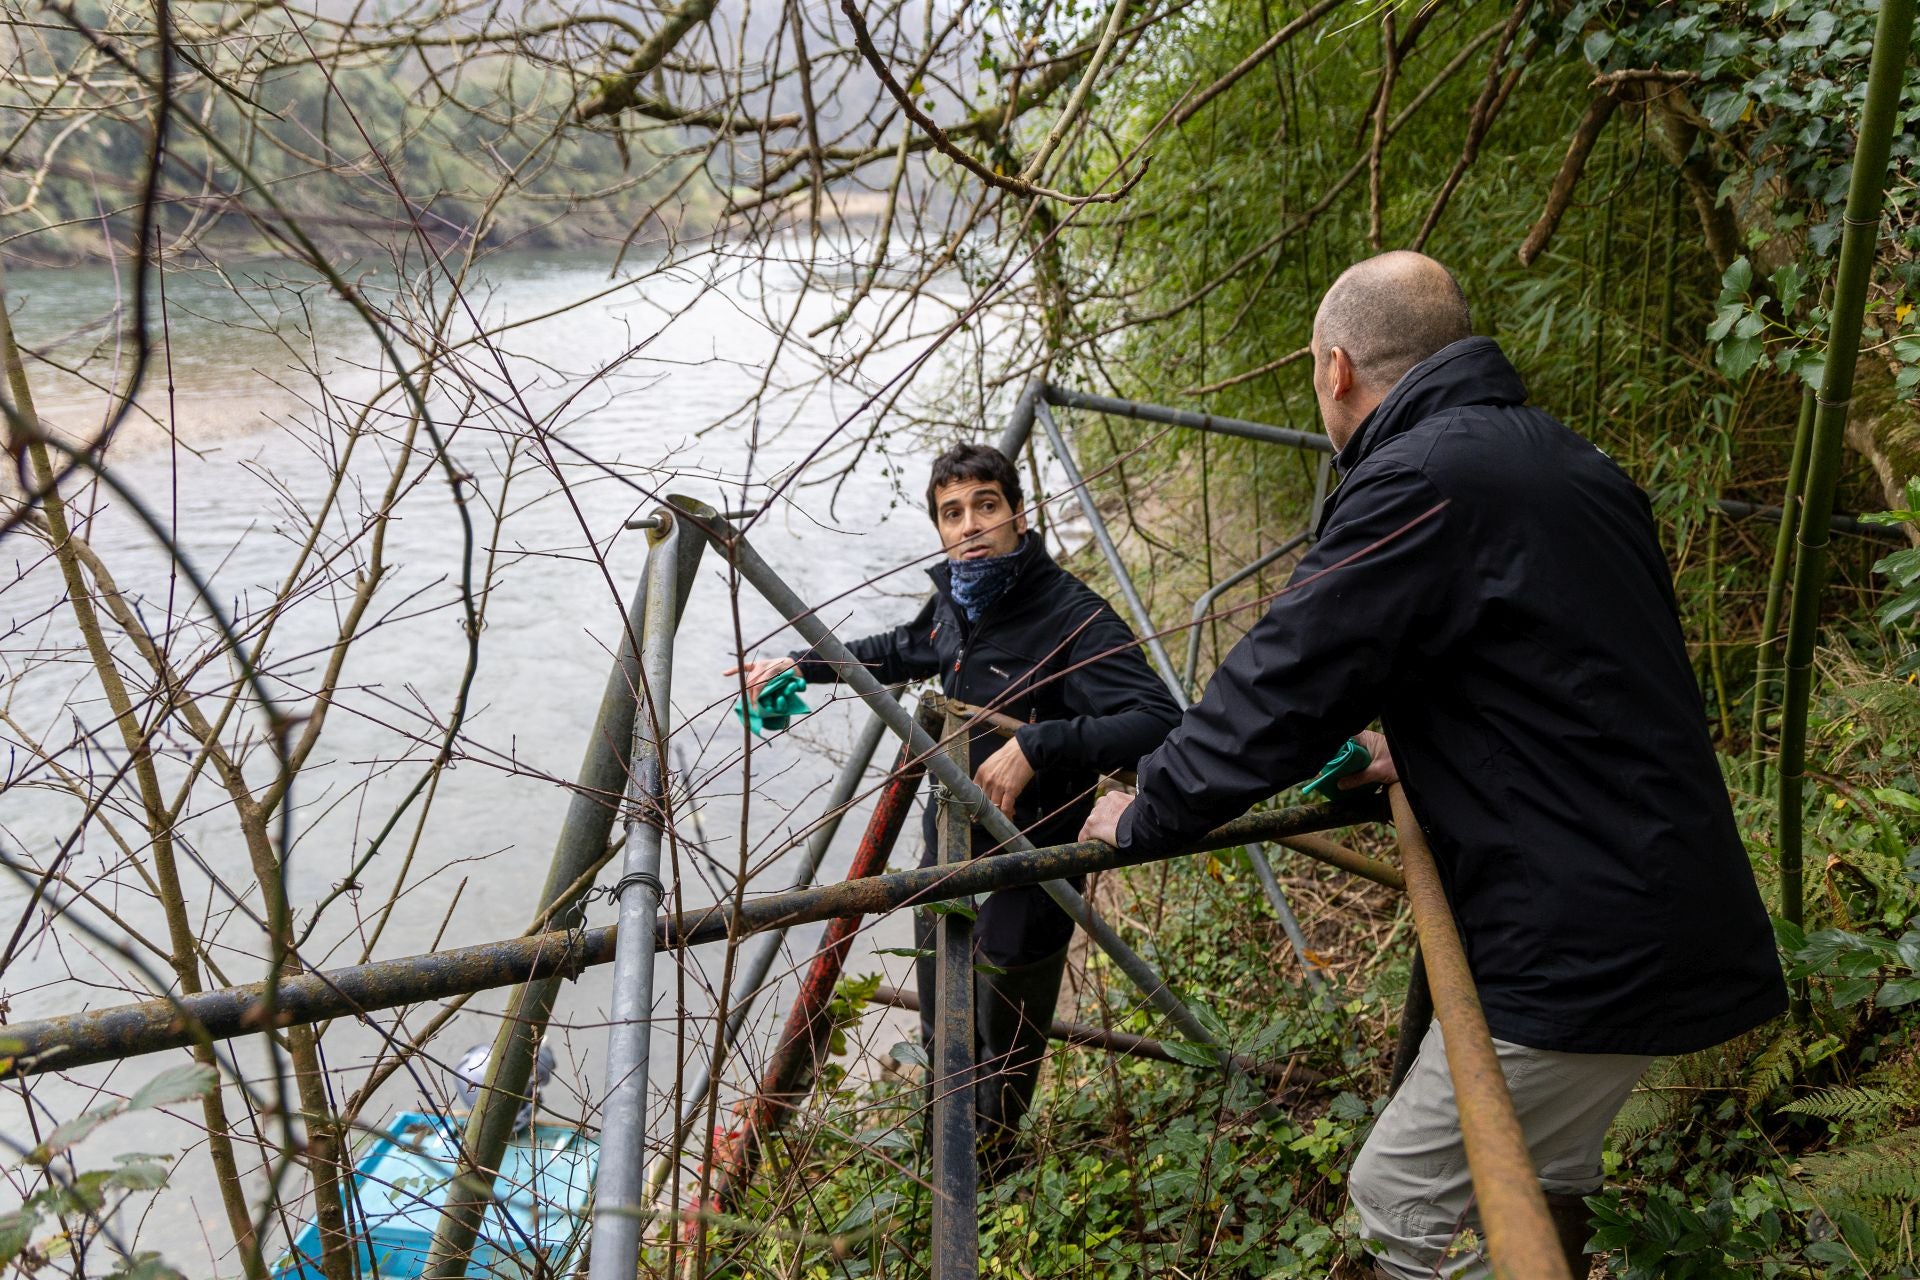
[1349,1021,1652,1279]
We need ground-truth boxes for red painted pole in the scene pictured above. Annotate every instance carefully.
[698,707,932,1216]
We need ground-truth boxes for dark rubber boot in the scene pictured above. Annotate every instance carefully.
[1544,1190,1595,1278]
[973,944,1068,1177]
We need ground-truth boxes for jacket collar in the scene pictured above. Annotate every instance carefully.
[928,530,1050,609]
[1335,336,1529,473]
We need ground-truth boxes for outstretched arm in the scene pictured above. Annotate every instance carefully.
[786,595,943,687]
[1117,465,1457,854]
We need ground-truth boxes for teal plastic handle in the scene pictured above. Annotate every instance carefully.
[1302,737,1372,802]
[734,665,810,735]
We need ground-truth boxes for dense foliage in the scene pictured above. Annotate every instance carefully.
[705,1,1920,1276]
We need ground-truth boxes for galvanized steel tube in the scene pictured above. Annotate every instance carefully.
[589,511,699,1280]
[1043,384,1335,454]
[426,508,700,1279]
[1034,404,1323,988]
[1181,531,1310,694]
[647,703,896,1198]
[1034,401,1184,705]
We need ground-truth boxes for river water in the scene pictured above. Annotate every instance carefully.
[1,243,1027,1270]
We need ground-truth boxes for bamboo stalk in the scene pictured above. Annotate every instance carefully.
[1654,173,1680,443]
[1706,516,1733,741]
[1777,0,1915,942]
[1751,389,1816,774]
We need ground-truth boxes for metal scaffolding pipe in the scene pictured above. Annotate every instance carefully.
[1035,401,1185,705]
[425,505,700,1278]
[1181,453,1330,694]
[1034,404,1324,990]
[647,699,897,1199]
[929,716,979,1279]
[1713,497,1902,541]
[1043,384,1335,454]
[867,985,1324,1086]
[996,379,1044,458]
[672,499,1247,1068]
[1388,784,1571,1280]
[1182,531,1310,694]
[590,511,700,1280]
[0,800,1384,1081]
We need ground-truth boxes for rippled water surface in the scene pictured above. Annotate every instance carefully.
[2,246,1014,1267]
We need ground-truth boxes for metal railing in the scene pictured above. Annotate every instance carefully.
[4,384,1588,1280]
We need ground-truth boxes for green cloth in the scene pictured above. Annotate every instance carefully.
[1302,738,1371,802]
[735,666,810,735]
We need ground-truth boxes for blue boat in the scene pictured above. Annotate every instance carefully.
[274,1112,600,1280]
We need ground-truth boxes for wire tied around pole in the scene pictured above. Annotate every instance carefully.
[612,870,665,902]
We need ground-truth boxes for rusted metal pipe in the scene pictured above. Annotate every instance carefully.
[1389,784,1571,1280]
[0,800,1381,1080]
[705,703,933,1211]
[1387,944,1433,1097]
[1274,833,1403,891]
[929,715,979,1278]
[866,985,1323,1086]
[936,695,1023,739]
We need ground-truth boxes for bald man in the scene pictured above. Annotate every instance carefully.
[1082,253,1784,1278]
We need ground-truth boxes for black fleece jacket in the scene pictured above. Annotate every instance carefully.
[1121,337,1786,1055]
[792,535,1181,964]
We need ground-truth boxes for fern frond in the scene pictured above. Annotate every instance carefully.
[1861,1054,1920,1104]
[1743,1030,1804,1106]
[1781,1086,1902,1124]
[1802,1125,1920,1203]
[1611,1086,1685,1143]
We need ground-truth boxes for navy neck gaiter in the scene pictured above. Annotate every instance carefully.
[947,535,1026,622]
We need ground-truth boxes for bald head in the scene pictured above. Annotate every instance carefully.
[1314,252,1473,393]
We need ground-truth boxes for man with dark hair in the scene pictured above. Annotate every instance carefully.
[1081,252,1785,1277]
[730,442,1181,1163]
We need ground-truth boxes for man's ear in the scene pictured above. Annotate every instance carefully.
[1329,346,1355,400]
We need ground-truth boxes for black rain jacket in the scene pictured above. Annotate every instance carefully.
[1120,337,1786,1055]
[793,535,1182,965]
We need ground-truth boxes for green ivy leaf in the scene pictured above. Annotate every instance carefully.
[1720,255,1753,298]
[1717,335,1764,380]
[1830,976,1876,1006]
